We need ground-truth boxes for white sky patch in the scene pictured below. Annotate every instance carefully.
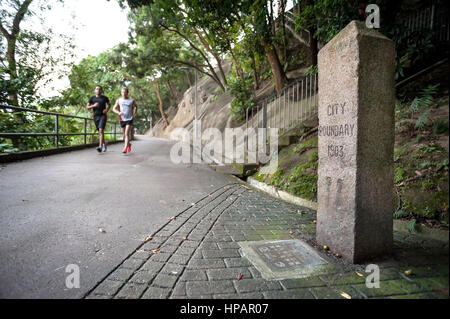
[21,0,130,97]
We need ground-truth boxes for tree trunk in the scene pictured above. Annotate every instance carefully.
[166,79,178,103]
[161,24,226,92]
[193,29,227,86]
[218,27,244,82]
[153,79,169,128]
[308,28,318,66]
[6,38,19,106]
[250,53,260,90]
[0,0,33,107]
[262,40,288,95]
[184,70,192,87]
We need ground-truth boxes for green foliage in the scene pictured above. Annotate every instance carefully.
[0,142,19,153]
[285,48,306,71]
[419,161,432,169]
[227,72,255,121]
[394,84,440,140]
[304,65,318,76]
[270,167,285,188]
[1,1,75,107]
[409,84,438,114]
[432,119,449,135]
[437,159,449,172]
[394,166,405,184]
[407,218,417,233]
[285,152,318,201]
[393,209,409,219]
[418,144,442,156]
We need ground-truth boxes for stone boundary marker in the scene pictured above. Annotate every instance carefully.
[317,21,396,263]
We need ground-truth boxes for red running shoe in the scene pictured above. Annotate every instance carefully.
[122,146,128,153]
[126,143,131,152]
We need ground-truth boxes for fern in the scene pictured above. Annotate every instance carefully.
[421,84,439,99]
[409,84,439,114]
[415,109,431,129]
[393,209,408,219]
[407,218,417,233]
[409,97,421,113]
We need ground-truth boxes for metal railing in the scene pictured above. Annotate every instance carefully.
[0,104,122,152]
[401,2,449,43]
[246,73,318,134]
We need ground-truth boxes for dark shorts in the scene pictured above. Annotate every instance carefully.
[94,114,107,130]
[120,119,133,128]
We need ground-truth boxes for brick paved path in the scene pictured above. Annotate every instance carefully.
[84,183,449,299]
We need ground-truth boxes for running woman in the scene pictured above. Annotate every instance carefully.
[113,87,138,153]
[86,85,111,152]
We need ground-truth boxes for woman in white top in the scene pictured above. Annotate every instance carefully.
[113,87,138,153]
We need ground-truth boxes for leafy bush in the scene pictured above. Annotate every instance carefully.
[304,65,318,76]
[227,73,255,122]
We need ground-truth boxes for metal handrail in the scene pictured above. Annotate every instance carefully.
[0,104,122,150]
[246,73,318,133]
[1,104,92,120]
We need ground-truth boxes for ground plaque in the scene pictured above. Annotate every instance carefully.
[317,21,396,263]
[239,240,333,280]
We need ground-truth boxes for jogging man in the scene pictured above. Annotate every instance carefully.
[86,85,111,152]
[113,87,138,153]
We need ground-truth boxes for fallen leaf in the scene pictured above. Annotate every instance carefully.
[237,273,243,280]
[356,272,364,277]
[152,249,161,254]
[144,235,153,242]
[159,200,167,204]
[191,203,196,206]
[266,218,270,222]
[313,220,317,224]
[182,236,187,240]
[340,292,352,299]
[169,216,176,220]
[404,269,413,276]
[99,228,106,233]
[415,170,422,176]
[171,271,178,275]
[323,245,329,250]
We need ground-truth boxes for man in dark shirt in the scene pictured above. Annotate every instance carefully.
[87,85,111,152]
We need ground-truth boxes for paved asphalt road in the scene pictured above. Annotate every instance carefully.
[0,136,235,298]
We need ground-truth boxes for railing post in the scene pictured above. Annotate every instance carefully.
[310,74,313,118]
[55,114,59,148]
[430,3,435,30]
[262,100,267,148]
[114,122,117,141]
[246,107,248,131]
[283,87,286,130]
[84,118,87,145]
